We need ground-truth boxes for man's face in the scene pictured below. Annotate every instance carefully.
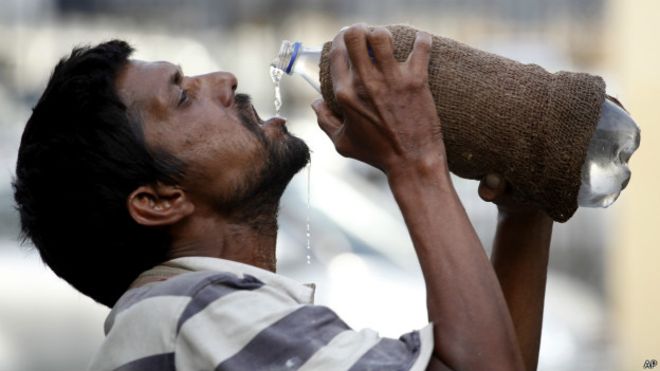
[115,60,309,216]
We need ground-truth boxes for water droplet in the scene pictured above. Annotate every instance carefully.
[306,162,312,264]
[269,66,284,116]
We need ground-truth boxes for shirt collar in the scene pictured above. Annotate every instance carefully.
[134,256,315,305]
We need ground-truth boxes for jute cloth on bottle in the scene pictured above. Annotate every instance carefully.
[319,25,606,222]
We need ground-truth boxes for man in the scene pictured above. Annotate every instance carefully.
[14,24,553,371]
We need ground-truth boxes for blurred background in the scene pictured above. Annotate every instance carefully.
[0,1,658,370]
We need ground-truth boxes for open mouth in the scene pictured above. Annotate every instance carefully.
[250,105,265,126]
[235,92,288,134]
[249,104,287,131]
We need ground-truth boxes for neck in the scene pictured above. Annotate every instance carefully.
[167,207,278,272]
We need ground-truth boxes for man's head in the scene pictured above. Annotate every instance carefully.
[13,40,309,307]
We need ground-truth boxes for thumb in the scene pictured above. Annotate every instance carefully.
[478,174,506,202]
[312,98,343,139]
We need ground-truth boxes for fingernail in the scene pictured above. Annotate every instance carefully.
[485,174,501,189]
[313,97,325,106]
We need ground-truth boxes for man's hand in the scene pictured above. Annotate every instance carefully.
[312,25,525,371]
[312,24,444,174]
[478,173,547,218]
[480,173,553,371]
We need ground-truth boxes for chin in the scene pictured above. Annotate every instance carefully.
[255,132,308,199]
[244,129,309,194]
[284,132,310,167]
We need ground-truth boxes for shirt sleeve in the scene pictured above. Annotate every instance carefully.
[174,278,434,371]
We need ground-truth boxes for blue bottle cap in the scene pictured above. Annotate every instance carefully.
[285,42,302,74]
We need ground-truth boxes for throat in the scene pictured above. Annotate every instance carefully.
[167,212,278,272]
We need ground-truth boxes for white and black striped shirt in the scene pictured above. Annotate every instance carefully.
[88,256,434,370]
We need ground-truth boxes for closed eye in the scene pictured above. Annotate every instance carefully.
[178,89,189,106]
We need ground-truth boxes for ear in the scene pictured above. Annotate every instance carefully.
[127,183,195,227]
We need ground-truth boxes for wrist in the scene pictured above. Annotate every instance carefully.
[386,151,450,185]
[497,209,553,231]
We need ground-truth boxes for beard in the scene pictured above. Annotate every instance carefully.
[223,94,310,229]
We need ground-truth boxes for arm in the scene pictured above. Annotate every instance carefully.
[479,176,554,371]
[312,24,524,371]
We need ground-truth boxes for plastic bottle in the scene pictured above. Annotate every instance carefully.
[577,99,640,207]
[271,40,641,209]
[271,41,322,93]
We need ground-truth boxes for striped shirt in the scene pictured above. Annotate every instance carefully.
[88,256,434,371]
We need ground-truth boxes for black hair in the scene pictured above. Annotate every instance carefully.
[13,40,185,307]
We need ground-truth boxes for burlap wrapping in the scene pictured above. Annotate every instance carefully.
[319,25,606,222]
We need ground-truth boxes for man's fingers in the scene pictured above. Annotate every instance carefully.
[367,27,396,71]
[329,29,350,87]
[478,174,506,202]
[343,24,373,79]
[311,99,342,139]
[408,31,432,78]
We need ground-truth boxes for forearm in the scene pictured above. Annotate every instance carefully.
[387,158,524,371]
[490,211,553,371]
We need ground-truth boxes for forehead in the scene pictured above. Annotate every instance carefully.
[114,60,178,113]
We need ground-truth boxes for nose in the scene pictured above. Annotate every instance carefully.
[620,170,631,190]
[199,71,237,107]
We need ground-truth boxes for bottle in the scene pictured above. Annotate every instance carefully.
[271,41,322,93]
[271,40,641,210]
[577,98,640,207]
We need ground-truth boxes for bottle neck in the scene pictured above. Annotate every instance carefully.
[272,40,302,75]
